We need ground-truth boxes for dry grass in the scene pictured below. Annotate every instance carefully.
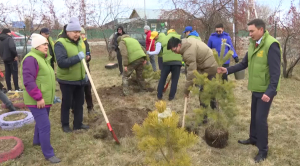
[0,45,300,166]
[0,139,17,154]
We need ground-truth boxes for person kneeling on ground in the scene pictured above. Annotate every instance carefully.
[167,37,218,109]
[21,33,60,163]
[0,81,16,111]
[54,17,89,133]
[117,34,147,96]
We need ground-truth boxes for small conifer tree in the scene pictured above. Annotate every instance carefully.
[188,39,238,148]
[133,101,198,166]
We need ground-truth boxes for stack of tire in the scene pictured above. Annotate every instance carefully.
[0,136,24,163]
[0,111,34,130]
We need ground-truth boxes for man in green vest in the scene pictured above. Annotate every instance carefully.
[40,28,55,69]
[147,31,166,70]
[118,34,147,96]
[157,29,182,101]
[217,19,281,163]
[54,17,89,133]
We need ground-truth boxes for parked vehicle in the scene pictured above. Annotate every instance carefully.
[108,31,146,52]
[13,37,32,61]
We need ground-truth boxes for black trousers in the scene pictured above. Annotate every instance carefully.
[4,61,19,90]
[157,64,181,100]
[116,49,123,74]
[250,92,275,153]
[222,64,230,81]
[59,83,85,129]
[71,65,93,110]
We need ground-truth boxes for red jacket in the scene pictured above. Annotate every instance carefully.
[145,30,155,51]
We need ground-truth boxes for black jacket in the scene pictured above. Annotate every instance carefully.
[0,34,18,62]
[112,26,126,51]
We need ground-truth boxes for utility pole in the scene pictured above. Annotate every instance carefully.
[234,0,238,49]
[144,0,147,25]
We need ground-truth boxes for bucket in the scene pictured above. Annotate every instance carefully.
[234,70,245,80]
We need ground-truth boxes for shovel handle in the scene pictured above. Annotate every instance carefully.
[82,59,109,123]
[182,97,188,128]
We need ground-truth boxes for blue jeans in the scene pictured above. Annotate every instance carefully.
[147,55,157,71]
[157,64,181,100]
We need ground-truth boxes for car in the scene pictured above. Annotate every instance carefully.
[108,31,146,52]
[13,37,32,61]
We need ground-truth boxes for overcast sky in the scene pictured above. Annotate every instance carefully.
[2,0,293,21]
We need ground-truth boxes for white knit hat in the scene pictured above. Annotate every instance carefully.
[31,33,48,48]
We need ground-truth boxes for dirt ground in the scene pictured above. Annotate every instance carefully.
[1,45,300,166]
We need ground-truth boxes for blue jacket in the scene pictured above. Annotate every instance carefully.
[188,30,200,37]
[207,32,238,64]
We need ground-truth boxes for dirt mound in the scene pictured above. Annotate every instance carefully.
[98,85,123,98]
[92,107,151,140]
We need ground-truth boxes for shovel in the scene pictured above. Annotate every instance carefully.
[82,59,120,144]
[163,76,171,92]
[182,97,188,128]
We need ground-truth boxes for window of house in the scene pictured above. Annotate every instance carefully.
[151,23,157,29]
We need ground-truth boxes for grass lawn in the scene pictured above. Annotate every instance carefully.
[0,45,300,166]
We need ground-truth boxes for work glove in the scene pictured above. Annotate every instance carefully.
[78,51,85,60]
[234,57,239,63]
[84,74,89,82]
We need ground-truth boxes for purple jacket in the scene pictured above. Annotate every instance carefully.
[22,55,52,108]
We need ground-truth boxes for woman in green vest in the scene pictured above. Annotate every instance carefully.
[54,17,89,133]
[21,33,60,163]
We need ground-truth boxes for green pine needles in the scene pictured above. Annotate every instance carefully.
[190,38,238,129]
[133,101,198,166]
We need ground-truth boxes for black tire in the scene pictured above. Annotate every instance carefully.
[105,63,118,69]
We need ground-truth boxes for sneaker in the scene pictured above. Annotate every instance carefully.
[47,156,61,163]
[15,89,23,92]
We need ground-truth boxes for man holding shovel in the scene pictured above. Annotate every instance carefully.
[147,31,166,71]
[117,35,147,96]
[217,19,281,163]
[167,37,218,110]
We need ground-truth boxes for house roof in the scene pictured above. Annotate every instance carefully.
[130,9,166,20]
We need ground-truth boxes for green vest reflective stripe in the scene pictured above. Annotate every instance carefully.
[21,49,56,105]
[123,37,146,64]
[247,31,282,92]
[55,38,86,81]
[47,37,55,63]
[161,32,182,62]
[188,35,201,40]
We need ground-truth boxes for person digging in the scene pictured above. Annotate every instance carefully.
[167,37,218,118]
[117,35,147,96]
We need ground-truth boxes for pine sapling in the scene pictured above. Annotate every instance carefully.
[133,101,198,166]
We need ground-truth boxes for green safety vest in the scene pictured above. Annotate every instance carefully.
[55,38,86,81]
[21,48,56,105]
[247,31,282,92]
[123,37,146,64]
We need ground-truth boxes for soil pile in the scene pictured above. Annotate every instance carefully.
[93,107,151,140]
